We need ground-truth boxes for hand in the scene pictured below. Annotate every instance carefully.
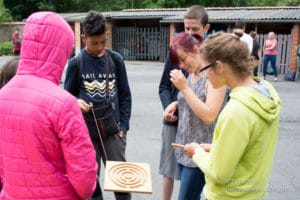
[184,142,202,158]
[118,130,127,142]
[170,69,188,91]
[77,99,93,113]
[163,102,178,122]
[119,130,126,138]
[200,143,212,152]
[164,113,178,122]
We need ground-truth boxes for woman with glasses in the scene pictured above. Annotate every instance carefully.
[166,32,227,200]
[183,31,281,200]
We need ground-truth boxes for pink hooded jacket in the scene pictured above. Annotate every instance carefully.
[0,12,97,199]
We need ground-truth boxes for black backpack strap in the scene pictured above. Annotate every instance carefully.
[105,49,118,80]
[104,52,110,102]
[75,52,82,97]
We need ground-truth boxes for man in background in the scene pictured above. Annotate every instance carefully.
[233,19,253,54]
[250,31,262,76]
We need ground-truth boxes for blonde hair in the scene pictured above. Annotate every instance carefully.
[199,31,252,78]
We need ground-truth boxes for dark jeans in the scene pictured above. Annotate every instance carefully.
[253,66,258,77]
[86,118,131,200]
[13,50,20,56]
[177,163,205,200]
[263,54,278,78]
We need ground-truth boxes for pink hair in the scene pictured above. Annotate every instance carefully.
[169,32,204,66]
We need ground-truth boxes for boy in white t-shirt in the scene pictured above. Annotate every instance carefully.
[233,19,253,54]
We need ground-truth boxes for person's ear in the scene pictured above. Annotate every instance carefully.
[204,24,210,35]
[215,60,225,74]
[193,44,200,54]
[81,34,86,41]
[81,34,87,47]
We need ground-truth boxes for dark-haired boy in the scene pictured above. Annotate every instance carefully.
[64,11,132,200]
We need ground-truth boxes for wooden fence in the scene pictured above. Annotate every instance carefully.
[257,34,292,74]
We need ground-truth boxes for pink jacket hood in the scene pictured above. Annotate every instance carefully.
[0,12,97,200]
[17,11,74,85]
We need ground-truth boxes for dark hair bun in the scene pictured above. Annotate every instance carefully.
[233,29,243,38]
[191,34,204,43]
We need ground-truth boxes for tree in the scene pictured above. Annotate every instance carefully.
[273,0,300,6]
[3,0,102,21]
[0,0,12,22]
[4,0,37,21]
[4,0,300,21]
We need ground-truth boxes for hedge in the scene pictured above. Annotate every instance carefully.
[0,41,13,55]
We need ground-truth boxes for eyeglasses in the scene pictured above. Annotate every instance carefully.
[198,62,215,73]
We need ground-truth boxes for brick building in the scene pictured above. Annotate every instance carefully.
[1,7,300,73]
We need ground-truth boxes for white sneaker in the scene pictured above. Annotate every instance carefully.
[274,77,278,82]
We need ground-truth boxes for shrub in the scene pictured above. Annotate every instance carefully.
[0,41,13,55]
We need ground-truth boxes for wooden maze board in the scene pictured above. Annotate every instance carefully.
[104,161,152,194]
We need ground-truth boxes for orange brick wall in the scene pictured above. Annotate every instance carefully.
[106,21,113,49]
[169,23,175,45]
[290,24,300,72]
[74,22,81,55]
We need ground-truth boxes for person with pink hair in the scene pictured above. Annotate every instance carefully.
[167,32,227,200]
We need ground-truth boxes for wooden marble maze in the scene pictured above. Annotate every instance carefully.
[104,161,152,194]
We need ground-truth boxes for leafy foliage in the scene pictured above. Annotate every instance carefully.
[0,0,12,22]
[0,41,13,55]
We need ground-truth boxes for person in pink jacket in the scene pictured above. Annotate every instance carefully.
[0,11,97,199]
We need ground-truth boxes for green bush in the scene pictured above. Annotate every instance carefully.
[0,41,13,55]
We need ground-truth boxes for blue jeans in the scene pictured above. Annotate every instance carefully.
[263,54,278,78]
[177,163,205,200]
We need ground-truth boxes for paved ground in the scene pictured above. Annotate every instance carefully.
[104,61,300,200]
[1,56,300,200]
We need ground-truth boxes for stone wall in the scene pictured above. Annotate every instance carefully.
[0,22,25,42]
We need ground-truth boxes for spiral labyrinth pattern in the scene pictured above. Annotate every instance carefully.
[108,163,148,188]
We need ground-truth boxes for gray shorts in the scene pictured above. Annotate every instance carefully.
[159,124,179,180]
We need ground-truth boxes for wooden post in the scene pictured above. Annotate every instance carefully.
[290,24,300,72]
[74,21,81,55]
[169,23,175,45]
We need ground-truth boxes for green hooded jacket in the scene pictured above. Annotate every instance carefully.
[193,79,281,200]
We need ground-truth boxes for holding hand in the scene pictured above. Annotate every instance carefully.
[163,101,178,122]
[184,142,211,158]
[170,69,188,91]
[77,99,93,113]
[200,143,212,152]
[184,142,202,158]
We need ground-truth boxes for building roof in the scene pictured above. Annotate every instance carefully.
[161,7,300,23]
[60,7,300,23]
[60,9,184,22]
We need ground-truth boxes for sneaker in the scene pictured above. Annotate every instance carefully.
[274,77,278,82]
